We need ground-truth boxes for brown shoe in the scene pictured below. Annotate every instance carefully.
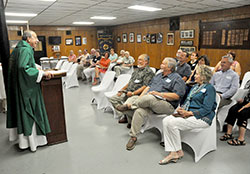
[118,117,128,124]
[116,104,129,112]
[126,137,137,151]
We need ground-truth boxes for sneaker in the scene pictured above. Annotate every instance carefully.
[126,137,137,151]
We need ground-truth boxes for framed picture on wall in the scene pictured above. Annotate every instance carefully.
[180,40,193,46]
[180,30,195,39]
[65,38,73,45]
[157,33,163,43]
[167,33,174,45]
[146,33,151,43]
[117,36,121,43]
[179,46,196,54]
[75,36,81,46]
[122,33,127,43]
[150,34,156,44]
[137,33,142,43]
[129,32,135,43]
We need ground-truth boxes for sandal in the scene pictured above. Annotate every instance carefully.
[159,156,179,165]
[227,139,246,146]
[220,133,233,141]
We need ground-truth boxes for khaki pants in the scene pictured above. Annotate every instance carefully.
[108,93,128,117]
[129,94,175,137]
[77,64,86,79]
[114,66,130,77]
[218,98,232,110]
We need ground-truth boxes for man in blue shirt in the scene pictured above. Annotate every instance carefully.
[210,54,239,110]
[176,51,191,82]
[120,58,186,151]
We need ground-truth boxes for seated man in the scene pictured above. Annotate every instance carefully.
[118,58,186,151]
[176,51,191,82]
[114,51,135,78]
[76,49,89,80]
[210,54,239,110]
[108,54,155,123]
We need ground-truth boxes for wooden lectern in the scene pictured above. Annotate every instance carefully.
[41,71,67,145]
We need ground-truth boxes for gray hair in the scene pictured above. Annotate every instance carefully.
[197,65,213,83]
[22,30,34,40]
[140,54,150,63]
[222,54,234,63]
[120,50,125,54]
[164,57,177,72]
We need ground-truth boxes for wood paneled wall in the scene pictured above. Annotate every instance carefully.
[112,5,250,79]
[7,26,98,58]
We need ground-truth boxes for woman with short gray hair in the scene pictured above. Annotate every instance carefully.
[159,65,217,165]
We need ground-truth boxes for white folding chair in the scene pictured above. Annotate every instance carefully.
[61,61,73,72]
[91,71,115,110]
[63,63,79,89]
[55,60,65,70]
[104,74,132,118]
[150,67,156,74]
[181,94,220,162]
[217,71,250,131]
[50,59,58,69]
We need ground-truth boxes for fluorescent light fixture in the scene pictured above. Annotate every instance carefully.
[5,12,37,17]
[90,16,116,20]
[6,20,28,24]
[128,5,162,12]
[73,21,94,25]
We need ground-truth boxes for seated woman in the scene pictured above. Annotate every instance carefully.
[213,51,241,76]
[114,51,134,78]
[68,50,77,62]
[159,65,216,165]
[108,48,118,71]
[92,52,111,85]
[220,79,250,146]
[187,52,199,71]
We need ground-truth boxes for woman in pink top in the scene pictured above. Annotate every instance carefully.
[92,52,111,85]
[68,50,77,62]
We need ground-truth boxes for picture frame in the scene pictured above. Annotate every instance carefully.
[179,46,196,54]
[137,33,142,43]
[122,33,127,43]
[167,33,174,45]
[180,30,195,39]
[65,38,73,45]
[156,33,163,44]
[82,37,87,45]
[146,33,151,43]
[117,36,121,43]
[150,33,156,44]
[75,36,81,46]
[143,35,146,41]
[129,32,135,43]
[180,40,193,46]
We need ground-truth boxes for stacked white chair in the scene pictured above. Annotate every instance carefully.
[55,60,65,70]
[50,59,58,69]
[141,94,220,162]
[40,57,50,70]
[91,71,115,110]
[104,74,132,118]
[217,71,250,131]
[63,63,79,89]
[61,61,73,72]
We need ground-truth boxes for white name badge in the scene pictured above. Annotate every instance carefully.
[226,76,232,80]
[165,79,171,83]
[134,79,140,83]
[200,88,206,93]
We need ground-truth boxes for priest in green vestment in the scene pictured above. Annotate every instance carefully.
[7,30,53,152]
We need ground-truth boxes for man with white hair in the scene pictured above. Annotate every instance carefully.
[210,54,239,110]
[117,58,186,151]
[76,49,89,80]
[7,30,53,152]
[114,51,134,79]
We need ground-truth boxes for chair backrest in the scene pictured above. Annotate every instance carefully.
[150,67,156,74]
[156,69,162,75]
[67,63,78,76]
[55,60,65,70]
[215,93,221,114]
[240,71,250,89]
[99,71,116,88]
[61,61,73,72]
[112,74,131,92]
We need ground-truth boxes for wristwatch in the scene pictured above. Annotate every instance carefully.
[132,92,134,96]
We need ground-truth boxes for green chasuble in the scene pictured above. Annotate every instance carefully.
[6,40,51,136]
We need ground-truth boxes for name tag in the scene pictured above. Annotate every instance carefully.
[165,79,171,83]
[134,79,140,83]
[200,88,206,93]
[226,76,232,80]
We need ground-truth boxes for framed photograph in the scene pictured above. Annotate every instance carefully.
[117,36,121,43]
[122,33,127,43]
[146,33,151,43]
[180,30,195,39]
[157,33,163,43]
[150,34,156,44]
[180,40,193,46]
[65,38,73,45]
[75,36,81,46]
[82,37,87,45]
[137,34,142,43]
[179,46,196,54]
[129,32,135,43]
[167,33,174,45]
[143,35,146,41]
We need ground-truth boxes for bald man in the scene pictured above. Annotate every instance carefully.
[7,30,52,152]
